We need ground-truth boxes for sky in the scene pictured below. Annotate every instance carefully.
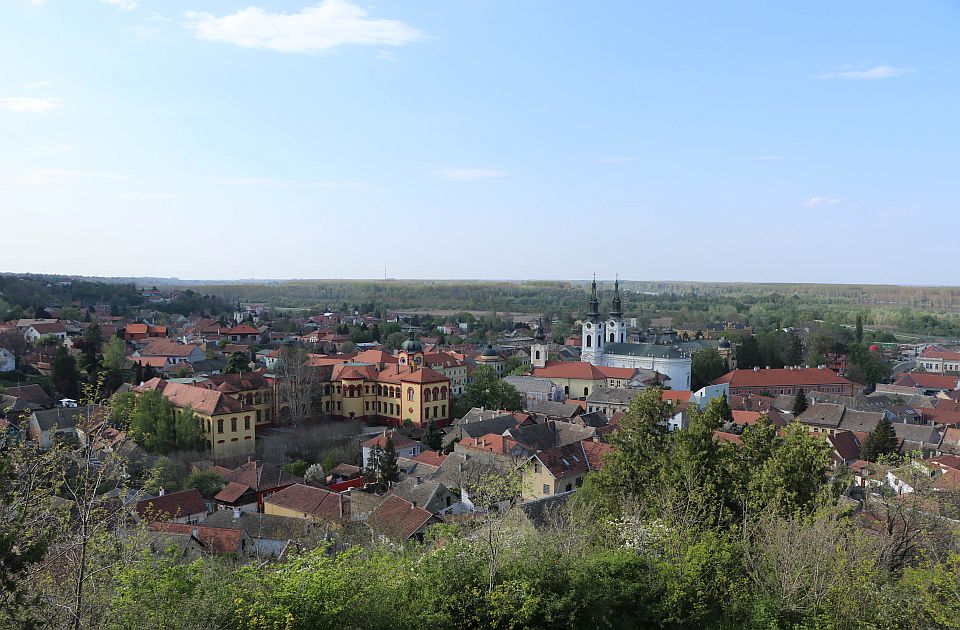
[1,1,958,284]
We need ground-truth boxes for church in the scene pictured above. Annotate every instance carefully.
[567,278,692,390]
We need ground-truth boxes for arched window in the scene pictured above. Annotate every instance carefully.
[583,386,589,396]
[407,387,414,401]
[230,418,237,432]
[425,407,430,420]
[440,386,448,399]
[347,385,355,397]
[586,335,592,348]
[432,386,439,400]
[324,384,331,395]
[396,388,401,399]
[424,389,431,402]
[535,350,541,360]
[610,332,615,343]
[621,333,625,342]
[217,419,224,434]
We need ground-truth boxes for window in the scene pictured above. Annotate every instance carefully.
[365,401,370,411]
[535,350,541,360]
[231,418,237,432]
[217,419,224,434]
[244,416,250,430]
[407,387,414,401]
[441,405,446,417]
[584,386,589,396]
[585,335,591,348]
[565,483,572,492]
[543,484,550,495]
[441,386,447,399]
[424,407,430,419]
[424,389,431,402]
[610,332,615,343]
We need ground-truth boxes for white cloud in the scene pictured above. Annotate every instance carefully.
[435,167,508,181]
[803,196,842,207]
[815,65,911,80]
[183,0,423,53]
[101,0,138,10]
[19,80,52,89]
[1,96,63,112]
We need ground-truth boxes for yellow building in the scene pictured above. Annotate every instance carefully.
[530,362,640,398]
[520,440,611,500]
[263,482,349,526]
[200,372,274,429]
[137,377,256,459]
[311,336,453,426]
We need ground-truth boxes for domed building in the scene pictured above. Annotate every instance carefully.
[475,343,506,375]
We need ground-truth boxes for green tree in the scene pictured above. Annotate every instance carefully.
[183,470,223,498]
[174,407,205,451]
[502,354,527,376]
[792,387,808,416]
[855,314,864,343]
[737,336,762,370]
[422,420,443,451]
[860,417,898,461]
[377,437,400,492]
[786,334,803,366]
[101,336,127,372]
[131,389,176,453]
[453,365,524,418]
[223,351,249,374]
[52,345,80,399]
[754,422,831,515]
[110,391,137,430]
[692,348,727,390]
[145,456,180,493]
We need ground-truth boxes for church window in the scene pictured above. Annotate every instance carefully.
[586,335,592,348]
[407,388,415,401]
[584,386,589,396]
[610,332,615,343]
[535,350,541,360]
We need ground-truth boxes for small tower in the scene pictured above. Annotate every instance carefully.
[398,332,424,371]
[607,275,627,345]
[531,316,549,369]
[581,275,605,365]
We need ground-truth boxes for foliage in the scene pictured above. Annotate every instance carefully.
[422,420,443,451]
[52,345,80,399]
[453,365,524,418]
[860,417,899,461]
[792,387,808,416]
[223,351,250,374]
[282,459,311,477]
[377,436,400,492]
[183,470,224,498]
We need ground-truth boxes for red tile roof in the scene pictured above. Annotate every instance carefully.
[412,451,447,467]
[459,433,519,455]
[920,348,960,361]
[731,410,763,426]
[368,495,435,541]
[135,489,207,521]
[213,460,300,492]
[214,482,250,503]
[263,483,348,521]
[713,368,852,388]
[532,361,636,381]
[150,522,245,554]
[534,440,610,478]
[713,431,741,445]
[893,372,959,391]
[136,378,247,416]
[141,339,201,358]
[363,430,421,450]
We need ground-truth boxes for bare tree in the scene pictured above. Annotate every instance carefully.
[273,345,318,427]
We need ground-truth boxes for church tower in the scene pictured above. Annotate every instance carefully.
[531,316,549,369]
[581,275,605,365]
[607,276,627,345]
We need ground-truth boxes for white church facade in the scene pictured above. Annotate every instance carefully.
[579,278,692,390]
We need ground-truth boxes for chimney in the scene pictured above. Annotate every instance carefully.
[232,507,241,521]
[411,501,417,509]
[415,475,422,486]
[191,527,200,541]
[158,487,165,496]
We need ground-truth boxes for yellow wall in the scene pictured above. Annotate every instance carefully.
[187,408,256,459]
[313,376,451,426]
[520,460,584,500]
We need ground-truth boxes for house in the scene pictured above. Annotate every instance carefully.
[361,430,423,469]
[1,384,55,409]
[134,339,206,365]
[22,321,67,343]
[210,460,301,511]
[520,440,611,500]
[388,476,455,514]
[149,522,249,555]
[531,361,643,398]
[195,371,274,429]
[28,405,104,448]
[367,495,441,542]
[796,403,884,436]
[915,348,960,374]
[221,324,261,344]
[586,388,640,417]
[262,483,350,525]
[136,378,257,459]
[713,367,855,397]
[442,408,520,448]
[0,347,15,372]
[505,421,596,452]
[134,489,208,524]
[203,509,319,557]
[893,372,960,396]
[503,375,561,407]
[124,322,168,341]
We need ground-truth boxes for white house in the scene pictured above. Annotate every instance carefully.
[23,321,68,343]
[361,430,423,469]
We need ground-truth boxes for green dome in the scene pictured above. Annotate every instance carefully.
[401,333,423,353]
[481,344,498,358]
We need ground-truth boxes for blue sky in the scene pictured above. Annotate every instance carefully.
[2,1,958,283]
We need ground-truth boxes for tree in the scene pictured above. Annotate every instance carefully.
[101,336,127,372]
[737,336,762,370]
[145,456,180,493]
[130,389,176,453]
[855,314,864,343]
[860,417,898,461]
[691,348,726,390]
[52,345,80,399]
[174,407,205,451]
[502,354,526,376]
[0,331,28,372]
[453,365,523,418]
[786,334,803,366]
[304,463,326,486]
[422,420,443,451]
[274,345,317,426]
[792,387,808,416]
[377,436,400,492]
[184,470,223,498]
[223,351,249,374]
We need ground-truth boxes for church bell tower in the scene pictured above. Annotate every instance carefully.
[581,275,605,365]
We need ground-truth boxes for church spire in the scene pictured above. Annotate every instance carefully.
[610,274,623,318]
[588,274,600,318]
